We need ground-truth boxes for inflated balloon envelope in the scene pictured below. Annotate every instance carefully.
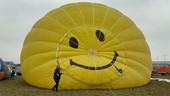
[21,2,152,90]
[0,57,11,80]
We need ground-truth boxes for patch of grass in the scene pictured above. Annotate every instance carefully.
[0,75,170,96]
[152,74,170,79]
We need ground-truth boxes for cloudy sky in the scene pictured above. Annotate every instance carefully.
[0,0,170,63]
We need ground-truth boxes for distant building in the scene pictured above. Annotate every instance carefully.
[4,61,14,69]
[153,61,170,67]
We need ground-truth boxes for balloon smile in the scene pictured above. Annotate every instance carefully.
[70,51,123,73]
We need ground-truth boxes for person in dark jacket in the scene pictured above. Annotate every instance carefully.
[52,65,62,91]
[11,70,15,78]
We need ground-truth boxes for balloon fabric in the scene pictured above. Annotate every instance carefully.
[0,58,11,80]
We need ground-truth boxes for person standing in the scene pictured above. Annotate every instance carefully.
[52,65,62,91]
[11,70,15,78]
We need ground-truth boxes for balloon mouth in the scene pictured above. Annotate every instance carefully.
[70,51,123,73]
[88,49,97,57]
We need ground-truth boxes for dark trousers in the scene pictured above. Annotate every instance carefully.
[52,79,60,91]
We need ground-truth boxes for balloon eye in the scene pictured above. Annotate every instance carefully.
[69,37,78,48]
[96,30,105,42]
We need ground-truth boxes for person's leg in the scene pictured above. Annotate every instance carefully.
[52,85,56,90]
[55,81,59,91]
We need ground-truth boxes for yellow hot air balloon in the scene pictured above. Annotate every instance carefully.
[21,2,152,90]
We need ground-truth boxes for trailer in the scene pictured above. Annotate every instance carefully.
[153,66,170,75]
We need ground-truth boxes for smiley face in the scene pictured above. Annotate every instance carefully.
[56,26,125,84]
[69,30,123,73]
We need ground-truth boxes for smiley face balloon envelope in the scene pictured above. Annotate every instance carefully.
[21,2,152,90]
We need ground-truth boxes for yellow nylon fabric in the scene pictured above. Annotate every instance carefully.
[21,2,152,90]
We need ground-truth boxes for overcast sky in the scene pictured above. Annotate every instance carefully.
[0,0,170,63]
